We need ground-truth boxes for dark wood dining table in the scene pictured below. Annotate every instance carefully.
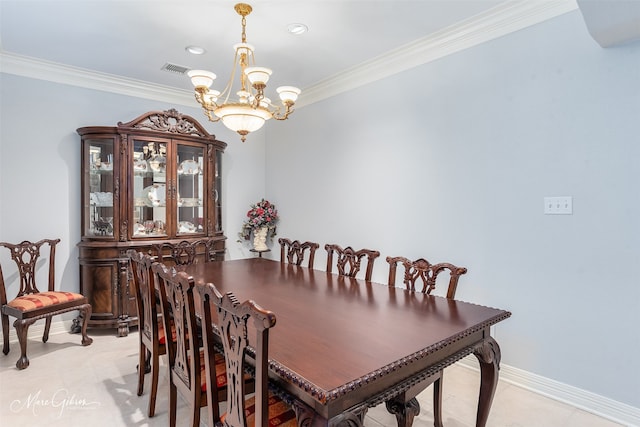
[182,258,511,427]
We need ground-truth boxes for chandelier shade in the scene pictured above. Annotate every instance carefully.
[215,103,272,138]
[187,70,216,89]
[188,3,301,142]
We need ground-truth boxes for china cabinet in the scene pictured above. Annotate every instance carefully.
[77,109,226,336]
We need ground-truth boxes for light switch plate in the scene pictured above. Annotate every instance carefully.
[544,196,573,215]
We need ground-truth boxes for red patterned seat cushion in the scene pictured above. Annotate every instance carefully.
[221,393,298,426]
[157,319,176,345]
[7,291,85,312]
[200,350,231,391]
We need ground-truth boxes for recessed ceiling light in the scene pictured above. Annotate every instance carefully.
[185,45,206,55]
[287,23,308,35]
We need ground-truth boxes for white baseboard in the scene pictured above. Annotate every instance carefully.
[458,356,640,427]
[7,322,639,426]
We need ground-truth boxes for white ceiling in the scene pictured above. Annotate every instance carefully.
[1,1,637,106]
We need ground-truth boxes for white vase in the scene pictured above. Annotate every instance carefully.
[253,226,269,251]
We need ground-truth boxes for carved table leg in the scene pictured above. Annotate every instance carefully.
[385,397,420,427]
[473,336,501,427]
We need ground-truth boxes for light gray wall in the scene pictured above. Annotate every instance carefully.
[0,74,266,296]
[265,11,640,408]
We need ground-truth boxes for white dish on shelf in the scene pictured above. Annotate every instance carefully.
[178,159,201,175]
[178,198,201,207]
[148,155,166,173]
[178,221,197,233]
[133,222,146,235]
[133,158,148,172]
[141,184,166,207]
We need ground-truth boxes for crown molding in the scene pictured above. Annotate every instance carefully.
[0,51,195,106]
[0,0,578,108]
[298,0,578,107]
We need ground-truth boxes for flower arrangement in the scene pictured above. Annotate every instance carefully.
[238,199,279,241]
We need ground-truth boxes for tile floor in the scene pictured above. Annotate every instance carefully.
[0,329,623,427]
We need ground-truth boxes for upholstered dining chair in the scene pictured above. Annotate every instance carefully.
[197,282,302,427]
[152,262,231,427]
[127,249,170,417]
[0,238,92,370]
[324,244,380,281]
[278,238,319,268]
[386,255,468,427]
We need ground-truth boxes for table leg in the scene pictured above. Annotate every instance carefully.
[473,336,501,427]
[385,397,420,427]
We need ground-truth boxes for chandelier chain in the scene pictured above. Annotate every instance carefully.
[241,15,247,43]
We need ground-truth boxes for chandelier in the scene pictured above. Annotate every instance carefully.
[188,3,301,142]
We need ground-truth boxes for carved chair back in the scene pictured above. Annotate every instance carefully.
[278,238,319,268]
[386,256,468,299]
[197,283,281,427]
[325,244,380,281]
[128,249,167,416]
[152,262,207,427]
[0,239,59,299]
[128,250,158,347]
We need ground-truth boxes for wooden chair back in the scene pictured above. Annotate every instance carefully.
[128,250,158,349]
[127,249,166,416]
[324,244,380,281]
[197,283,277,427]
[278,238,319,268]
[386,256,468,299]
[0,239,59,298]
[152,262,208,427]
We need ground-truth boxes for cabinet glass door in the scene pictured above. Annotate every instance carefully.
[84,138,115,238]
[176,143,205,235]
[131,139,168,237]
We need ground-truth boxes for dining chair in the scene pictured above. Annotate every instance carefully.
[0,238,93,370]
[152,262,232,427]
[324,244,380,281]
[197,282,301,427]
[386,255,468,427]
[278,238,319,268]
[127,249,170,417]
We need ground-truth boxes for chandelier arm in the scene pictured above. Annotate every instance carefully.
[271,104,295,121]
[204,109,221,123]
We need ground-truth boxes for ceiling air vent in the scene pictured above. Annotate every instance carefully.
[161,63,190,75]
